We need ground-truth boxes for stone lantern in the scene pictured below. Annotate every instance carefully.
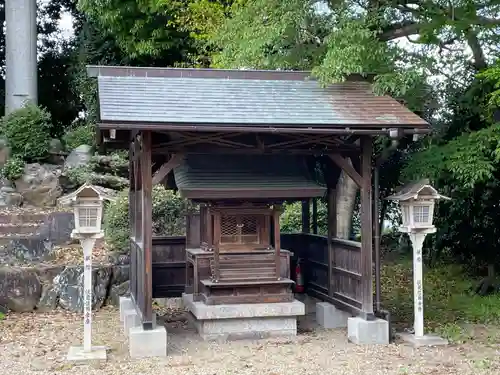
[58,183,115,361]
[386,179,450,347]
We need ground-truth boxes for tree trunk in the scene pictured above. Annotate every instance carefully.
[335,161,359,239]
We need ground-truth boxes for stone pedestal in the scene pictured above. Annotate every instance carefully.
[183,293,305,341]
[316,302,351,329]
[123,308,156,337]
[119,296,134,322]
[348,317,389,345]
[129,326,167,358]
[397,332,448,347]
[67,346,107,362]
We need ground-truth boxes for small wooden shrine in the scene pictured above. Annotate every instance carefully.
[88,65,431,337]
[178,154,325,305]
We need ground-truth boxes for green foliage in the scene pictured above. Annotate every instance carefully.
[64,166,129,191]
[0,312,4,321]
[2,105,52,162]
[280,201,328,235]
[382,258,500,340]
[103,186,196,251]
[63,122,96,151]
[77,0,214,60]
[1,157,25,181]
[403,124,500,188]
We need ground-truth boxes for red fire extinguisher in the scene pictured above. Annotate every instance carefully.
[295,258,305,293]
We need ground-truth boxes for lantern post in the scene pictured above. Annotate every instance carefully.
[59,183,114,361]
[387,179,450,347]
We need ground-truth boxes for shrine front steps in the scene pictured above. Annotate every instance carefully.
[182,293,305,341]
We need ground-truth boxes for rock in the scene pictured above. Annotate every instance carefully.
[49,139,64,154]
[54,265,112,312]
[111,264,130,285]
[3,238,52,263]
[109,280,130,306]
[15,163,63,206]
[64,145,92,170]
[108,253,130,266]
[0,266,42,312]
[0,185,23,207]
[35,266,64,311]
[0,138,10,167]
[48,139,65,165]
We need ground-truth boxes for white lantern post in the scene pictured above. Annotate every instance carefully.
[387,179,450,347]
[59,183,114,361]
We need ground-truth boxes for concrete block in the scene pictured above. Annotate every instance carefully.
[316,302,351,329]
[66,346,107,362]
[396,332,448,347]
[123,309,140,336]
[119,297,134,322]
[123,309,157,337]
[189,312,297,341]
[129,326,167,358]
[183,293,305,320]
[348,317,389,345]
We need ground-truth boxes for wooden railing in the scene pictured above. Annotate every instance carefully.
[281,233,371,319]
[130,236,187,329]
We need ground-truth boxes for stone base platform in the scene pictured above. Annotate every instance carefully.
[396,332,448,347]
[183,293,305,341]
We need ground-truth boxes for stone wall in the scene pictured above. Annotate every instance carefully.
[0,262,130,313]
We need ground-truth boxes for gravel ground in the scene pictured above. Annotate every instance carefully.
[1,305,500,375]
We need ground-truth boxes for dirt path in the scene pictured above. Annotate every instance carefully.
[1,306,499,375]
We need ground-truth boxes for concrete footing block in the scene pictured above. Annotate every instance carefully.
[396,332,448,347]
[123,309,140,336]
[123,309,157,337]
[129,326,167,358]
[119,297,134,322]
[348,317,389,345]
[183,293,305,342]
[316,302,351,329]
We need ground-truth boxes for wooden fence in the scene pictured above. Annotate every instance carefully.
[281,233,368,318]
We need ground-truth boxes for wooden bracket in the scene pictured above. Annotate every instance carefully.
[329,154,363,188]
[152,154,184,185]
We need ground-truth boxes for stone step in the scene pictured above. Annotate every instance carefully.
[0,223,43,235]
[0,213,48,225]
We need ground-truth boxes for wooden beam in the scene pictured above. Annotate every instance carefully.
[141,130,154,329]
[329,154,363,188]
[359,136,374,317]
[301,200,310,233]
[152,154,183,185]
[312,198,318,234]
[327,188,336,297]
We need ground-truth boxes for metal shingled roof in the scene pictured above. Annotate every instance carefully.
[96,73,429,128]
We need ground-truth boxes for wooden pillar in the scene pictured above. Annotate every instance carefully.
[129,141,136,239]
[327,188,336,297]
[360,136,374,318]
[312,198,318,234]
[301,200,310,233]
[140,130,153,330]
[213,211,221,281]
[273,207,281,280]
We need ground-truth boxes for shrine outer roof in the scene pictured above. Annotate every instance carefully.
[88,66,430,132]
[173,154,326,200]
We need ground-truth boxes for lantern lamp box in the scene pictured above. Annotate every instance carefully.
[58,183,116,238]
[386,179,450,233]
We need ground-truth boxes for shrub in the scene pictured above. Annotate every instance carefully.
[280,200,328,235]
[2,104,51,161]
[63,122,96,151]
[1,156,25,181]
[103,186,196,252]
